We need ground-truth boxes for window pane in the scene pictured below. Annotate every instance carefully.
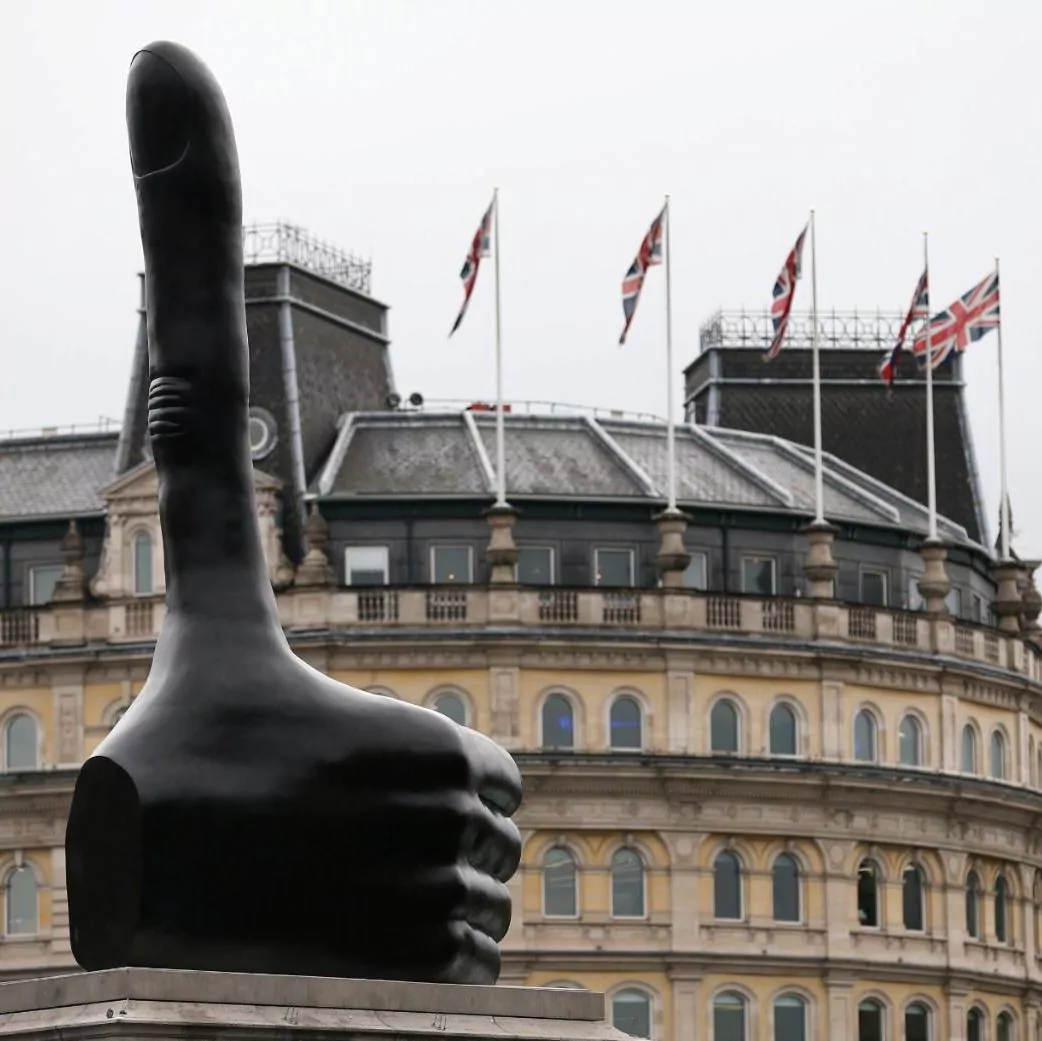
[346,546,389,586]
[967,1009,982,1041]
[858,1001,883,1041]
[714,994,746,1041]
[861,570,887,606]
[596,549,633,587]
[682,553,707,590]
[966,872,980,938]
[5,715,37,771]
[854,711,876,762]
[946,587,962,616]
[962,726,977,773]
[857,861,879,927]
[770,704,797,755]
[611,849,645,917]
[972,593,986,623]
[542,694,575,749]
[610,697,642,750]
[774,996,805,1041]
[714,851,741,919]
[6,867,37,935]
[518,547,553,585]
[612,991,651,1039]
[908,575,924,611]
[996,876,1008,942]
[432,546,472,584]
[991,732,1006,779]
[543,847,576,916]
[711,699,739,753]
[741,557,775,595]
[899,716,921,766]
[905,1004,928,1041]
[133,532,153,595]
[998,1013,1013,1041]
[772,854,800,922]
[433,693,467,726]
[903,866,924,931]
[29,566,63,606]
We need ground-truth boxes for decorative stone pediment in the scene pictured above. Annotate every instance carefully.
[90,461,288,598]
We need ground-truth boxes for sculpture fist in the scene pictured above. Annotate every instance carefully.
[64,41,523,985]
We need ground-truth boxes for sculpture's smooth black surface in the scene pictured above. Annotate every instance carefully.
[64,41,522,984]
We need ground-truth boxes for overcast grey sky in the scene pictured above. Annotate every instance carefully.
[3,2,1040,550]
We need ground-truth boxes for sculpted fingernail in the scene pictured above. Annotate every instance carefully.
[127,50,190,177]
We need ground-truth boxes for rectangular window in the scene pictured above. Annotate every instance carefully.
[946,587,962,617]
[860,568,888,606]
[907,575,924,611]
[29,565,63,606]
[595,548,634,587]
[683,552,708,591]
[740,555,776,595]
[971,592,986,623]
[517,546,554,585]
[345,546,389,587]
[431,545,473,584]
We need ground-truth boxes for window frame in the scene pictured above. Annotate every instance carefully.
[857,859,881,929]
[608,694,644,752]
[4,865,38,937]
[771,852,802,924]
[132,529,154,596]
[710,697,741,754]
[854,709,878,763]
[431,690,469,727]
[961,724,978,774]
[4,713,38,772]
[740,554,777,596]
[995,874,1010,944]
[712,849,743,921]
[27,564,64,607]
[681,551,708,591]
[990,729,1008,780]
[610,987,654,1041]
[429,544,474,585]
[609,847,647,920]
[898,714,923,767]
[857,998,885,1041]
[772,993,808,1041]
[712,991,748,1041]
[769,701,799,757]
[902,863,925,932]
[344,544,390,587]
[540,691,577,750]
[859,566,889,607]
[904,1002,931,1041]
[594,547,635,588]
[966,870,982,939]
[541,845,579,919]
[517,544,556,586]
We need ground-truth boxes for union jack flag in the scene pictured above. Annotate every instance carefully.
[765,224,808,361]
[449,195,495,337]
[619,206,665,345]
[879,267,929,386]
[912,270,1000,370]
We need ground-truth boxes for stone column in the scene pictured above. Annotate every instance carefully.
[52,521,86,603]
[653,509,691,589]
[484,504,519,584]
[802,520,839,598]
[993,557,1023,634]
[825,975,854,1041]
[271,526,296,592]
[917,539,951,613]
[293,504,334,587]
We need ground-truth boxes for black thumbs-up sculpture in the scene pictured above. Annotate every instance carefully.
[64,42,523,984]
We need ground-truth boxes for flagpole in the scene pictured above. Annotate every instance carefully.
[664,196,677,512]
[810,209,824,524]
[493,187,506,508]
[996,255,1010,559]
[923,231,938,540]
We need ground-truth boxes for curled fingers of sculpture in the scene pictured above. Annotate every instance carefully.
[461,727,523,817]
[439,917,503,985]
[458,792,522,882]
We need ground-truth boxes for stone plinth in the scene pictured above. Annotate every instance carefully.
[917,539,951,615]
[483,504,520,584]
[993,558,1024,634]
[0,969,623,1041]
[653,509,691,590]
[801,520,839,599]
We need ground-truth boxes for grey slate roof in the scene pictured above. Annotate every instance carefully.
[0,433,117,521]
[315,410,980,549]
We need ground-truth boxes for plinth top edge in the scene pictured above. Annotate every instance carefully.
[0,968,605,1022]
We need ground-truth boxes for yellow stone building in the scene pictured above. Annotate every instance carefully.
[1,236,1040,1041]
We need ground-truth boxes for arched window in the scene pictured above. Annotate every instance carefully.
[967,1009,983,1041]
[542,694,575,749]
[991,730,1007,779]
[858,999,884,1041]
[611,989,652,1039]
[966,870,981,938]
[962,724,977,773]
[713,850,742,920]
[902,864,924,931]
[5,866,37,935]
[710,699,739,753]
[995,874,1010,943]
[542,847,577,917]
[713,992,746,1041]
[433,692,467,727]
[5,714,37,771]
[133,530,154,595]
[997,1012,1014,1041]
[905,1002,929,1041]
[772,853,800,922]
[773,995,806,1041]
[1037,747,1042,789]
[857,859,880,927]
[854,710,877,762]
[769,703,797,756]
[899,715,922,766]
[609,696,643,751]
[611,848,645,918]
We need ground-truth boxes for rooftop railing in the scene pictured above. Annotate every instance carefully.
[2,588,1039,684]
